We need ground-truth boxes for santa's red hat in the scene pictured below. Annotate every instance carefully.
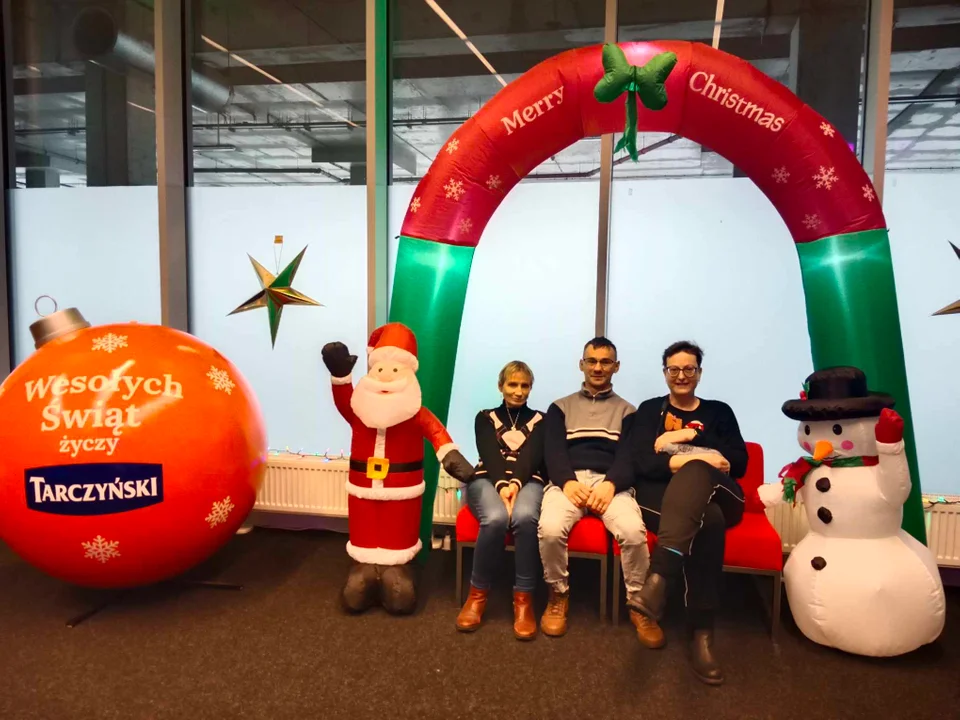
[367,322,419,372]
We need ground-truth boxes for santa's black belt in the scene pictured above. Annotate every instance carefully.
[349,458,424,475]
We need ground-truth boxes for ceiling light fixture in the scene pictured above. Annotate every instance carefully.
[127,101,155,114]
[424,0,507,87]
[193,144,238,152]
[201,35,360,129]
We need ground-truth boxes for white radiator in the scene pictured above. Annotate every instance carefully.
[255,454,464,525]
[255,455,960,566]
[765,496,960,568]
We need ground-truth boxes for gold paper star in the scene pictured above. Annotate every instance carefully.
[934,242,960,316]
[229,246,321,346]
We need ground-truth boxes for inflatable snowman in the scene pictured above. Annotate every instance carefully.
[759,367,945,657]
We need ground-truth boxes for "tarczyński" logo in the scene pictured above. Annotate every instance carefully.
[25,463,164,516]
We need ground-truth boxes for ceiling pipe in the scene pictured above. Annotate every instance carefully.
[72,6,232,114]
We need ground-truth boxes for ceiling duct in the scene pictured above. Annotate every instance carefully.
[73,6,232,114]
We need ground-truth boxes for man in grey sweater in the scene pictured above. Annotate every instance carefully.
[538,337,663,647]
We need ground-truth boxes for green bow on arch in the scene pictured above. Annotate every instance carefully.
[594,44,678,161]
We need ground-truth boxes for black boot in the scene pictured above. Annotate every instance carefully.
[341,563,381,613]
[689,629,724,686]
[632,572,668,622]
[380,564,417,615]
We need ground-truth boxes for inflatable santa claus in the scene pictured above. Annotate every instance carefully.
[322,322,473,614]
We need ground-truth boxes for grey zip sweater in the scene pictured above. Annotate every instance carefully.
[543,385,636,491]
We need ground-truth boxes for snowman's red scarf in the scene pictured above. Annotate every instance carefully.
[777,456,880,505]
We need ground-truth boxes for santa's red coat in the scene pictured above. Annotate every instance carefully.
[332,379,455,565]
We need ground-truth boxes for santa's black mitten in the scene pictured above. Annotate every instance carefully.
[442,449,475,483]
[322,342,358,378]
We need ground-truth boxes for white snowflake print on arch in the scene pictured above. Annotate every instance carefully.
[458,218,473,235]
[820,122,835,138]
[486,175,502,191]
[863,185,876,202]
[410,197,421,213]
[813,166,838,190]
[205,496,236,528]
[773,167,790,184]
[445,138,460,154]
[92,333,128,354]
[207,366,235,395]
[444,178,466,201]
[82,535,120,563]
[803,213,821,230]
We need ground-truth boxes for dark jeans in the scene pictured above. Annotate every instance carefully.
[467,478,544,593]
[639,460,744,628]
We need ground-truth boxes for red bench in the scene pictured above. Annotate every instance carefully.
[612,442,783,638]
[455,511,610,621]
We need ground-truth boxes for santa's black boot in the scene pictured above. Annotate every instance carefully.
[341,563,381,613]
[380,564,417,615]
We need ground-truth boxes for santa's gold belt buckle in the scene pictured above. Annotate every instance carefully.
[367,457,389,480]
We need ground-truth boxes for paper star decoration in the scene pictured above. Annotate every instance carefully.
[933,242,960,316]
[229,246,321,346]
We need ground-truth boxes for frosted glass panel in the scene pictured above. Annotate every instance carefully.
[389,182,599,464]
[885,172,960,496]
[10,187,161,365]
[608,178,813,484]
[189,187,367,455]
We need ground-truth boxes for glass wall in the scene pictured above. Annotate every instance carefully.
[6,0,161,363]
[883,0,960,496]
[608,1,870,478]
[186,0,367,454]
[390,1,605,460]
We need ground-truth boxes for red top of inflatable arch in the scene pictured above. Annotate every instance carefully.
[400,41,885,249]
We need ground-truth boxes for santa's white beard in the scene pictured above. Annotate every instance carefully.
[351,374,422,428]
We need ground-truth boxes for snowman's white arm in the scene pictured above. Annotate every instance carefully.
[757,481,788,508]
[876,440,911,506]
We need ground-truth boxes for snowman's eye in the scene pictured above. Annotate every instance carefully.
[832,424,843,435]
[804,425,811,435]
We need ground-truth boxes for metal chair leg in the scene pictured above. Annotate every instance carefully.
[612,557,621,626]
[599,555,608,623]
[456,543,463,605]
[771,571,782,642]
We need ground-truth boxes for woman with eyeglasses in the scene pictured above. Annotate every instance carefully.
[606,340,747,685]
[456,360,548,640]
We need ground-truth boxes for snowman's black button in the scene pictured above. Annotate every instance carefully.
[817,507,833,524]
[815,477,831,493]
[811,556,826,571]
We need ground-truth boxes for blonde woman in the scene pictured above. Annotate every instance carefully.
[456,361,547,640]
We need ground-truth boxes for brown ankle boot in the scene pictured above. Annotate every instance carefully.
[540,588,569,637]
[456,586,488,632]
[629,609,666,649]
[513,591,537,640]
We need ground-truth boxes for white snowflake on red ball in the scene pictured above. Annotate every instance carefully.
[207,366,235,395]
[813,166,838,190]
[444,178,466,201]
[772,167,790,184]
[820,122,835,138]
[458,218,473,235]
[205,496,236,528]
[862,185,876,202]
[410,197,421,213]
[92,333,128,354]
[486,175,503,191]
[803,214,821,230]
[82,535,120,564]
[445,138,460,154]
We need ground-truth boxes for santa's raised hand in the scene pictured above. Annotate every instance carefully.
[322,341,357,380]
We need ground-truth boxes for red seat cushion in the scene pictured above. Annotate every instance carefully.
[455,506,608,555]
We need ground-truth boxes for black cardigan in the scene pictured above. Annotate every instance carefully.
[607,396,748,507]
[472,403,548,491]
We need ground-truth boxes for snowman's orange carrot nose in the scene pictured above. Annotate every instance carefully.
[813,440,834,461]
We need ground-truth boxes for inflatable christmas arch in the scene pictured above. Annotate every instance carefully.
[388,41,926,553]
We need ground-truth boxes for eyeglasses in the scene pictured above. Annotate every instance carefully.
[664,365,700,378]
[582,358,616,369]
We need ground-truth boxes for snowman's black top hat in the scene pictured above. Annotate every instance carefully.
[782,366,895,421]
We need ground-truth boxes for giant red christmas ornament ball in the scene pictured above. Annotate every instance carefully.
[0,308,267,588]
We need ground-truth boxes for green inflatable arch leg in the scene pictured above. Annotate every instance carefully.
[797,228,925,542]
[389,236,476,560]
